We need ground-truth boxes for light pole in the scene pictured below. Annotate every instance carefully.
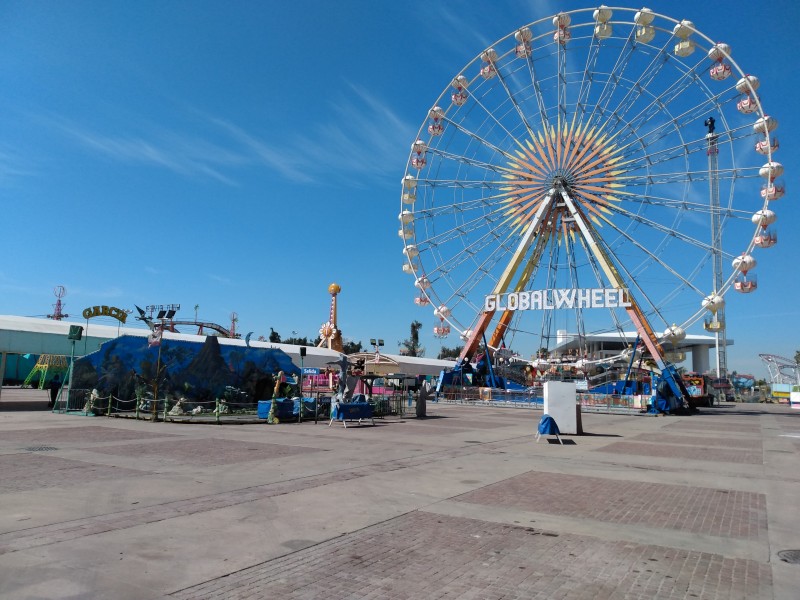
[298,346,306,423]
[370,338,384,360]
[66,325,83,412]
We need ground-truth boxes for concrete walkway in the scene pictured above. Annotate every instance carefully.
[0,401,798,599]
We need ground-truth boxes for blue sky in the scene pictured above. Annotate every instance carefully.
[1,0,797,379]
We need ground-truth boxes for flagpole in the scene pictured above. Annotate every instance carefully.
[151,323,163,420]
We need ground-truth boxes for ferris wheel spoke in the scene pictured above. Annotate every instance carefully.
[601,202,717,255]
[600,46,703,141]
[522,51,552,133]
[611,167,759,186]
[598,211,706,295]
[574,35,603,123]
[614,121,752,171]
[426,213,522,289]
[564,231,588,343]
[415,178,516,190]
[464,85,529,150]
[574,233,629,337]
[413,193,511,221]
[427,147,518,177]
[623,86,738,150]
[580,32,638,132]
[492,67,536,138]
[613,189,753,220]
[602,239,670,331]
[613,192,750,222]
[418,210,507,255]
[437,117,525,166]
[566,194,669,332]
[435,232,523,321]
[611,82,739,152]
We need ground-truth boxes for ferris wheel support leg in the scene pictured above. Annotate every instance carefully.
[458,190,556,363]
[488,229,553,350]
[558,187,689,404]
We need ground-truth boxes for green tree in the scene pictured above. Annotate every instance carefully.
[795,350,800,364]
[342,339,364,354]
[284,335,311,346]
[269,328,281,343]
[437,345,463,360]
[400,320,425,357]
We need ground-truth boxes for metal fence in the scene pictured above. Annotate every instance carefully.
[51,388,414,423]
[437,387,646,414]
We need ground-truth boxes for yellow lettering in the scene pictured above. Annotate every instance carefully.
[82,305,128,323]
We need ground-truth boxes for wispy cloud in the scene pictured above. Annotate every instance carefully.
[53,117,243,185]
[44,84,416,188]
[0,145,37,186]
[208,274,231,285]
[203,117,316,183]
[287,84,416,185]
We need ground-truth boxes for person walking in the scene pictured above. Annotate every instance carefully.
[48,374,61,409]
[417,379,432,418]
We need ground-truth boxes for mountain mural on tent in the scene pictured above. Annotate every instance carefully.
[71,335,299,404]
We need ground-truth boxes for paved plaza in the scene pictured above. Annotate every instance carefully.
[0,393,798,599]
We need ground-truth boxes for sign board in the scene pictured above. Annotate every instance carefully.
[302,367,320,375]
[82,305,128,324]
[485,288,631,312]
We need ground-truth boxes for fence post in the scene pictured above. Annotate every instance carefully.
[162,396,168,422]
[106,395,112,417]
[216,398,220,425]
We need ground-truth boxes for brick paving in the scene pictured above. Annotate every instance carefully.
[0,470,352,556]
[84,437,324,466]
[1,403,796,599]
[0,424,175,444]
[0,437,526,557]
[0,453,146,494]
[662,421,756,434]
[455,471,767,540]
[377,424,471,436]
[407,418,518,430]
[594,441,763,464]
[629,433,762,449]
[169,512,772,600]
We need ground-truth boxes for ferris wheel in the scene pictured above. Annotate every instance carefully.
[399,7,782,369]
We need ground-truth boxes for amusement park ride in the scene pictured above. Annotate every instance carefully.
[399,8,783,406]
[317,283,344,353]
[24,286,70,388]
[134,305,241,339]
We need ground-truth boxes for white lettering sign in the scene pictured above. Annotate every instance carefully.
[484,288,632,311]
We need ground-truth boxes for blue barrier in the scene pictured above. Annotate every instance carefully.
[329,402,375,427]
[258,398,327,421]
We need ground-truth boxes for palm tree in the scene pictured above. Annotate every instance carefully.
[400,320,425,357]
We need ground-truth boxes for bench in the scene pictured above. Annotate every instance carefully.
[329,402,375,428]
